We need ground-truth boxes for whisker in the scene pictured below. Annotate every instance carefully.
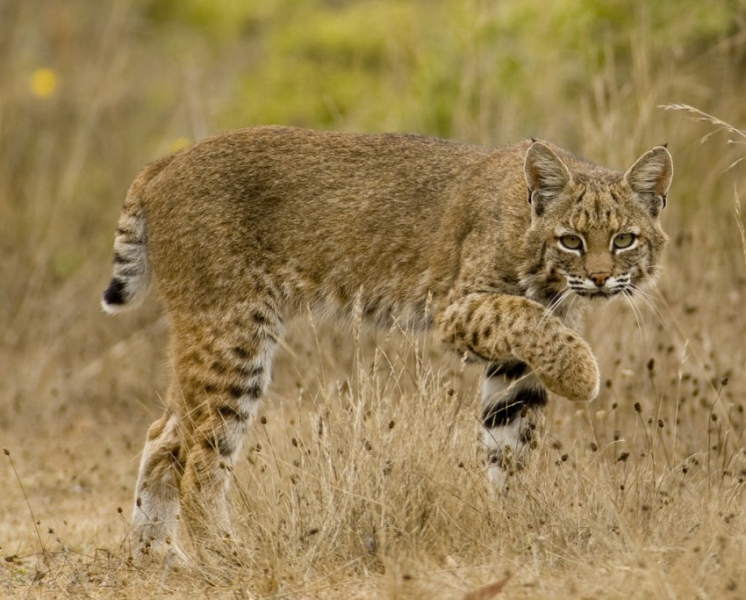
[629,284,666,328]
[622,290,647,344]
[538,287,572,329]
[532,287,573,346]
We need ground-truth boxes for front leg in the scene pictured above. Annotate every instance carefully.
[436,293,599,402]
[481,361,546,491]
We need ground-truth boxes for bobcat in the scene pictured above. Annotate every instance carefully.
[102,127,672,562]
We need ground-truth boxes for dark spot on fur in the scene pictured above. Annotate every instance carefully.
[486,361,528,380]
[169,447,185,473]
[518,386,548,408]
[218,405,248,421]
[218,437,233,457]
[482,326,492,339]
[203,435,234,457]
[488,448,503,465]
[103,278,126,305]
[250,365,264,377]
[483,386,547,429]
[471,331,479,348]
[238,364,264,378]
[233,346,250,359]
[228,383,262,400]
[211,361,227,375]
[252,311,269,325]
[483,399,524,429]
[519,425,535,445]
[116,266,140,278]
[113,253,128,264]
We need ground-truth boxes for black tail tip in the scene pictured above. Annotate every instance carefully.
[103,278,126,306]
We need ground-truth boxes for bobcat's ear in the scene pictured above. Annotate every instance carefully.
[623,146,673,216]
[524,142,573,216]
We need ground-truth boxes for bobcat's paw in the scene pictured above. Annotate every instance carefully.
[536,332,600,402]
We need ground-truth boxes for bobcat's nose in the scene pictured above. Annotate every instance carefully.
[589,272,611,287]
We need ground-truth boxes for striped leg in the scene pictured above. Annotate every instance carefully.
[131,301,279,563]
[176,313,277,561]
[481,361,547,491]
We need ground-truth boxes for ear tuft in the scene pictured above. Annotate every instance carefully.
[524,142,573,216]
[623,146,673,214]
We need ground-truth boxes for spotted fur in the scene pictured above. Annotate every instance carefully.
[102,127,672,560]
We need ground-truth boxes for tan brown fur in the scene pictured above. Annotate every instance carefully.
[102,126,672,561]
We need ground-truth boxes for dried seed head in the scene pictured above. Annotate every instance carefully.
[617,452,630,462]
[634,402,642,413]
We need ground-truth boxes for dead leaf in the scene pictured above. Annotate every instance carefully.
[461,575,510,600]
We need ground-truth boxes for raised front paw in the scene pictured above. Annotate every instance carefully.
[535,331,600,402]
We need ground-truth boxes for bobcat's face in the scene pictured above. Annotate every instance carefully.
[522,142,673,303]
[543,179,668,299]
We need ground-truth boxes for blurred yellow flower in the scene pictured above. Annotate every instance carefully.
[31,67,59,98]
[168,137,192,152]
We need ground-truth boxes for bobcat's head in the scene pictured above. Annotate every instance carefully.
[520,141,673,303]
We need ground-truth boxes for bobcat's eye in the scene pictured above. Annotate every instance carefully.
[613,233,636,250]
[559,234,583,251]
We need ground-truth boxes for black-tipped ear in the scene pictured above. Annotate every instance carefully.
[623,146,673,215]
[524,142,573,216]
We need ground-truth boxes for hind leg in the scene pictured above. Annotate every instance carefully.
[172,304,280,560]
[131,402,187,562]
[481,361,547,492]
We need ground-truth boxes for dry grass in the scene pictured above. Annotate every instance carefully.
[2,1,746,598]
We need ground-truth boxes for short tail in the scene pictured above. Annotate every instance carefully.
[101,154,175,314]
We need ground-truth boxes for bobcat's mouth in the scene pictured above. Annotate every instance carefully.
[571,288,623,299]
[566,275,631,299]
